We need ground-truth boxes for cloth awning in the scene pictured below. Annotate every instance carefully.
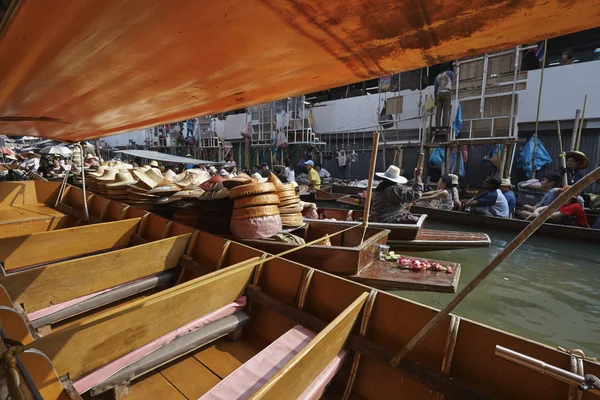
[114,149,221,166]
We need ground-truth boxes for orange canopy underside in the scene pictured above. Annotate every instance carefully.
[1,0,599,142]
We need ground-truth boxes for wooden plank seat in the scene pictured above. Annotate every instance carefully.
[200,325,348,400]
[0,218,141,272]
[79,302,249,396]
[27,270,177,329]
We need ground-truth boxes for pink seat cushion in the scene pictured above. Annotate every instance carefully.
[73,297,246,394]
[27,287,113,321]
[200,325,346,400]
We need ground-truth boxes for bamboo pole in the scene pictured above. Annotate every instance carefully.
[362,131,380,229]
[575,95,587,151]
[530,39,548,179]
[390,166,600,367]
[557,121,567,186]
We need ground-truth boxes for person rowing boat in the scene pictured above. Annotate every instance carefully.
[370,165,423,224]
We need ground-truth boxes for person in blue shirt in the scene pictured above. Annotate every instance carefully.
[517,172,584,220]
[500,178,516,217]
[462,176,509,218]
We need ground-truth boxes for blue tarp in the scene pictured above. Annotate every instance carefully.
[516,136,553,178]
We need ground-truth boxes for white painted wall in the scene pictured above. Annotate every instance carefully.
[101,129,146,147]
[518,60,600,123]
[215,113,247,140]
[102,60,598,146]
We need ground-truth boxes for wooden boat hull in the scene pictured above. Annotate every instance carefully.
[311,208,491,250]
[240,221,461,293]
[411,206,600,242]
[0,180,598,400]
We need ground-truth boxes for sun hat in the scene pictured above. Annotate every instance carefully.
[251,172,267,183]
[149,160,159,167]
[304,160,314,167]
[96,168,119,181]
[208,166,217,173]
[219,169,228,176]
[447,174,459,185]
[106,171,138,187]
[500,178,512,187]
[163,169,177,181]
[223,173,253,189]
[565,151,590,169]
[133,168,162,189]
[4,154,17,161]
[375,165,407,184]
[88,166,107,177]
[85,154,95,160]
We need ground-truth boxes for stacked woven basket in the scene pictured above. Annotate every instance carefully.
[229,180,282,239]
[267,173,303,228]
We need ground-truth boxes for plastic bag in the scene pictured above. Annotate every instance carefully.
[428,147,444,167]
[276,131,289,149]
[240,122,253,139]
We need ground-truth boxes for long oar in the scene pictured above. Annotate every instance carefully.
[390,167,600,367]
[557,121,567,186]
[360,131,380,244]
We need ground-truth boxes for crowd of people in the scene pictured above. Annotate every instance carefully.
[367,150,599,229]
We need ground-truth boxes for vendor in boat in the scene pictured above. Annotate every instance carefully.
[558,151,589,186]
[547,186,589,227]
[462,176,509,218]
[414,174,458,210]
[370,165,423,224]
[500,178,516,218]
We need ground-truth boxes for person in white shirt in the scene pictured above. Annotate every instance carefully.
[315,163,330,178]
[283,159,295,183]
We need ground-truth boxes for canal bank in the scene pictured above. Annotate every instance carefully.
[396,221,600,358]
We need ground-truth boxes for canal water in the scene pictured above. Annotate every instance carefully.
[394,221,600,358]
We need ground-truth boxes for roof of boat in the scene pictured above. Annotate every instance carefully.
[1,0,599,142]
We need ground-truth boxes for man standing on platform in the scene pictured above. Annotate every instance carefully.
[434,67,454,129]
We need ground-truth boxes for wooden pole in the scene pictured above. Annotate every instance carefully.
[245,137,251,171]
[361,131,380,229]
[557,121,567,186]
[531,39,548,179]
[575,95,587,151]
[390,166,600,368]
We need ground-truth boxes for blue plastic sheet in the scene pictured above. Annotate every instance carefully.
[516,136,553,178]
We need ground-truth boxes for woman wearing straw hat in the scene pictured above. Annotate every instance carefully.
[370,165,423,224]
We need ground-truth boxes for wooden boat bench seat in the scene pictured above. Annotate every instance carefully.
[27,270,177,329]
[0,204,65,223]
[74,297,248,396]
[200,325,347,400]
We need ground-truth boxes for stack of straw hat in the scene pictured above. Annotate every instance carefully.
[267,173,303,227]
[229,179,282,238]
[173,181,233,234]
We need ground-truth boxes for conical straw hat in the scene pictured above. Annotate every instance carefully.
[106,171,138,187]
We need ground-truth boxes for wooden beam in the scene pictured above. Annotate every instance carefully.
[28,259,258,380]
[0,216,73,239]
[251,292,368,399]
[1,233,191,313]
[246,287,489,400]
[0,218,141,271]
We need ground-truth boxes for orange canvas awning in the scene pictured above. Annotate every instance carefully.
[0,0,599,142]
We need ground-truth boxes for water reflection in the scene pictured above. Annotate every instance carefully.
[392,222,600,358]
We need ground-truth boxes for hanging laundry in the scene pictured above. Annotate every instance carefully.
[453,104,462,136]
